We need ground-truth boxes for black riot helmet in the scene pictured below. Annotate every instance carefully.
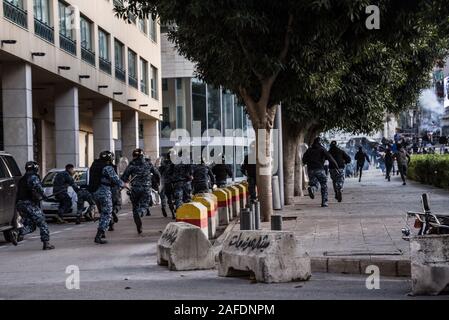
[99,151,114,163]
[25,161,39,173]
[132,148,145,159]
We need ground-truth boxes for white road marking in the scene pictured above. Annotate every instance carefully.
[51,231,62,235]
[64,228,73,231]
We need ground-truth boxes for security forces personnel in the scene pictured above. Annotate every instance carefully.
[121,149,154,234]
[192,159,215,194]
[76,187,95,221]
[328,141,351,202]
[146,156,161,215]
[159,152,176,219]
[212,156,233,187]
[88,151,125,244]
[108,165,122,231]
[53,164,80,224]
[172,156,193,211]
[16,161,55,250]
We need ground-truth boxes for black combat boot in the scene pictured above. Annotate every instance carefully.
[75,216,81,225]
[108,222,114,231]
[94,229,107,244]
[134,215,143,234]
[161,207,168,218]
[43,241,55,250]
[146,209,151,217]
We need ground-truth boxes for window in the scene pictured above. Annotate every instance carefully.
[128,50,138,88]
[34,0,50,24]
[114,39,126,81]
[6,0,24,9]
[192,78,207,134]
[58,1,72,38]
[150,65,159,100]
[138,18,148,35]
[4,0,27,28]
[80,16,93,50]
[162,78,168,91]
[140,58,149,95]
[149,16,157,42]
[98,29,110,61]
[208,85,222,131]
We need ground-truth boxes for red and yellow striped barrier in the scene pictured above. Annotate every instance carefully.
[213,189,230,226]
[176,202,208,238]
[193,195,217,239]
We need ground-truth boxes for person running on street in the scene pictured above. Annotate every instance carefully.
[394,145,411,186]
[328,141,351,202]
[354,147,371,182]
[384,146,394,182]
[303,137,339,208]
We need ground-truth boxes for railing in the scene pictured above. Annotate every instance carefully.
[59,34,76,55]
[115,66,126,82]
[34,18,54,43]
[81,47,96,66]
[99,57,112,74]
[3,0,28,29]
[129,75,138,89]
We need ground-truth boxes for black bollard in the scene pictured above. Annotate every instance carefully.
[240,209,252,230]
[271,214,283,231]
[254,201,261,230]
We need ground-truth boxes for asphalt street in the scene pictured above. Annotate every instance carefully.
[0,205,447,300]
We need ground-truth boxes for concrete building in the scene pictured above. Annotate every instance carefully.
[0,0,161,174]
[160,30,254,179]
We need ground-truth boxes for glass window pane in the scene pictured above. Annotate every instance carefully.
[192,79,207,134]
[207,85,221,131]
[223,90,234,130]
[151,65,158,100]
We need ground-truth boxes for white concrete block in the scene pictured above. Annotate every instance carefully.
[157,222,215,271]
[218,231,312,283]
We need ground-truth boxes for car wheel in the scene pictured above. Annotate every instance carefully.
[3,230,18,245]
[3,230,12,243]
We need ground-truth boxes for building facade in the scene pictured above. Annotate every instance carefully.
[160,31,254,179]
[0,0,162,174]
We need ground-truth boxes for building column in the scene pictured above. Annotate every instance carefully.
[121,110,139,160]
[54,86,80,168]
[93,100,114,158]
[143,118,160,160]
[1,63,34,170]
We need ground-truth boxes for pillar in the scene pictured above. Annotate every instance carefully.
[143,118,160,160]
[93,100,114,158]
[1,63,34,170]
[54,86,80,168]
[121,110,139,160]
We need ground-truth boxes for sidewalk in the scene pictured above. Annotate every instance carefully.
[227,170,449,276]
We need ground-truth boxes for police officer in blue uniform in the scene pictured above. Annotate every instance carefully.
[53,164,80,224]
[16,161,55,250]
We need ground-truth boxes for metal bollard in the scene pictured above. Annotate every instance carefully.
[240,209,252,230]
[271,214,283,231]
[254,201,261,230]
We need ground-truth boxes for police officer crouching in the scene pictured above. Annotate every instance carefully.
[16,161,55,250]
[88,151,125,244]
[121,148,154,234]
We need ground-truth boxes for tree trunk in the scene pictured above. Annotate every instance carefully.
[255,125,274,222]
[283,130,299,205]
[294,132,306,197]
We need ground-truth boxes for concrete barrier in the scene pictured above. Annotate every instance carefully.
[410,234,449,296]
[203,192,219,227]
[176,202,209,238]
[235,184,247,210]
[222,188,234,220]
[213,189,230,226]
[217,230,312,283]
[157,222,215,271]
[228,186,241,218]
[241,180,250,203]
[192,195,217,239]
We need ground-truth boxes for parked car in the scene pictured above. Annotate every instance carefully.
[0,152,22,244]
[41,168,92,220]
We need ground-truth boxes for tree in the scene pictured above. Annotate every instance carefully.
[116,0,449,218]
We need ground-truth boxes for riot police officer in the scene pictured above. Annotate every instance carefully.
[121,148,154,234]
[192,159,215,194]
[88,151,125,244]
[212,156,233,187]
[159,152,176,219]
[172,157,193,211]
[53,164,80,224]
[16,161,55,250]
[145,156,161,216]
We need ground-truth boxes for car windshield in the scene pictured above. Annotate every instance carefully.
[42,170,88,187]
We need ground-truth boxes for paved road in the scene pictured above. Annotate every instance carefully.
[0,202,447,300]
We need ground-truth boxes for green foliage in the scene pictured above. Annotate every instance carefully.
[408,155,449,188]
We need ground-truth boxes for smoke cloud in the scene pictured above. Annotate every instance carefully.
[419,89,443,133]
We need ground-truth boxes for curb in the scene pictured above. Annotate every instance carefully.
[311,257,411,277]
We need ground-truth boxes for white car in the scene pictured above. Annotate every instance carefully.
[41,168,92,220]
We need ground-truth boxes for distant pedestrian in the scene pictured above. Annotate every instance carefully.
[384,147,394,182]
[439,135,448,154]
[303,137,338,208]
[354,147,371,182]
[394,146,411,186]
[328,141,351,202]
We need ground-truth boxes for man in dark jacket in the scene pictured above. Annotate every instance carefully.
[159,153,176,219]
[355,147,371,182]
[212,156,233,187]
[303,137,338,207]
[384,146,394,182]
[192,160,215,194]
[53,164,80,224]
[328,141,351,202]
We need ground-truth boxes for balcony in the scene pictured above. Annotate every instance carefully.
[115,66,126,83]
[59,34,76,56]
[81,47,96,66]
[99,57,112,75]
[3,0,27,29]
[129,75,138,89]
[34,18,54,43]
